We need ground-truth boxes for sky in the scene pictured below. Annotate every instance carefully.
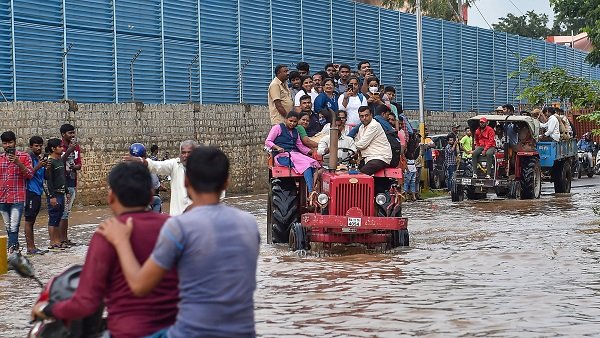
[467,0,555,29]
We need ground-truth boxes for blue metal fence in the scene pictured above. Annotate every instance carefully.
[2,0,600,112]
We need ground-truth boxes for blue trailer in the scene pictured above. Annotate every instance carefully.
[537,139,577,192]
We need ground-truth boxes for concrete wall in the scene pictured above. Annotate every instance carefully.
[0,101,474,205]
[0,102,271,205]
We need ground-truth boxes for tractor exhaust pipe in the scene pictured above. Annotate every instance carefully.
[328,126,339,171]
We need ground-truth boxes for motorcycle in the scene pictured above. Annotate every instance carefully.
[8,250,105,338]
[595,154,600,176]
[577,150,595,178]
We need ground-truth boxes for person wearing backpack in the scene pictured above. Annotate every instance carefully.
[354,106,392,175]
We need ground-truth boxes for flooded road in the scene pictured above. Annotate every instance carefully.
[2,177,600,337]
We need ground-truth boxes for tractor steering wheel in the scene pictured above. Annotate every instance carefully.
[337,147,357,164]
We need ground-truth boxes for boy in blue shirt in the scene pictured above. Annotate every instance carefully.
[24,136,49,255]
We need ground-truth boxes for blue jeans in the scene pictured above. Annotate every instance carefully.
[150,195,162,212]
[0,202,25,249]
[48,195,65,227]
[404,171,417,193]
[277,157,315,193]
[446,164,456,191]
[61,187,77,220]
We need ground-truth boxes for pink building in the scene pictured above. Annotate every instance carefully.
[546,32,593,52]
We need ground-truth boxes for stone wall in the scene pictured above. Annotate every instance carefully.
[0,102,271,205]
[404,110,478,135]
[0,101,475,206]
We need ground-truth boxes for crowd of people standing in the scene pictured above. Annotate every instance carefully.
[1,124,82,255]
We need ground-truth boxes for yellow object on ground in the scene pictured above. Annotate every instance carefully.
[0,236,7,274]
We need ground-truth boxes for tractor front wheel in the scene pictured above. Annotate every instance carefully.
[520,157,542,199]
[451,172,465,202]
[388,229,409,249]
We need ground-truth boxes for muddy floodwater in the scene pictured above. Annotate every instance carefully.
[2,178,600,337]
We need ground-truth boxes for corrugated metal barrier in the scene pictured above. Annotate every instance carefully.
[1,0,599,112]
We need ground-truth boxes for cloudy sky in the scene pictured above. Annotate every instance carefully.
[468,0,555,29]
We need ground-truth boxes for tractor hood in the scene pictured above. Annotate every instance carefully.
[467,115,540,138]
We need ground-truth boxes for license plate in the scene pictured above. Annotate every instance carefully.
[347,217,361,227]
[462,178,472,185]
[342,227,357,233]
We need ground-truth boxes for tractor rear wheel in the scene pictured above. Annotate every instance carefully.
[271,178,299,243]
[520,157,542,199]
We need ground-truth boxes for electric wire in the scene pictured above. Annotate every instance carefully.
[506,0,525,16]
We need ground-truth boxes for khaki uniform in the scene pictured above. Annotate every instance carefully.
[268,77,293,125]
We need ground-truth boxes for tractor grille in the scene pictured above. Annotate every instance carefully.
[334,182,372,216]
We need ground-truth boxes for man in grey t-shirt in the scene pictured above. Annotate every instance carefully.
[99,147,260,338]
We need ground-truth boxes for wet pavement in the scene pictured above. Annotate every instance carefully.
[2,177,600,337]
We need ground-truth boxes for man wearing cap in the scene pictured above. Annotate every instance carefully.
[449,124,460,140]
[495,106,504,114]
[472,117,496,179]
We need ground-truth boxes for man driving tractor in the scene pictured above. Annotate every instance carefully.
[472,117,496,179]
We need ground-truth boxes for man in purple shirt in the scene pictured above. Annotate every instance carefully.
[32,162,179,338]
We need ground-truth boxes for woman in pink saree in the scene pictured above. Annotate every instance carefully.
[265,111,321,194]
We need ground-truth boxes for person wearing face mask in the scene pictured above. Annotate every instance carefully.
[365,77,384,113]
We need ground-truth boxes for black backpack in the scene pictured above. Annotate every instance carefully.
[385,130,402,168]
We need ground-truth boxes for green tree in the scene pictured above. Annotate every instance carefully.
[513,55,600,134]
[492,11,553,39]
[550,0,600,65]
[513,55,600,107]
[380,0,473,22]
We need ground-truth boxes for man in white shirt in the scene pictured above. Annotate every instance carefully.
[317,116,357,164]
[539,107,560,142]
[131,140,198,215]
[354,106,392,175]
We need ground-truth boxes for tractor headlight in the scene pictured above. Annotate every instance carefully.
[375,193,387,206]
[317,193,329,205]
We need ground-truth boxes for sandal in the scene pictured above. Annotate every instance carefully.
[307,191,318,208]
[27,248,47,255]
[62,240,79,247]
[48,244,65,251]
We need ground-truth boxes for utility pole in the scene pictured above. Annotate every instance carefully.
[416,0,429,191]
[457,0,463,23]
[416,0,425,138]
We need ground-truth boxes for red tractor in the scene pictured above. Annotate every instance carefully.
[266,129,409,251]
